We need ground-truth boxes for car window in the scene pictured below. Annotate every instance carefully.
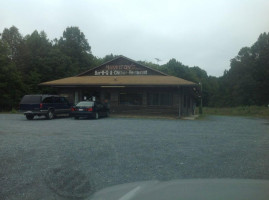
[54,97,61,103]
[42,97,53,103]
[20,95,41,104]
[60,97,68,104]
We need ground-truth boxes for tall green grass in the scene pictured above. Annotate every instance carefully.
[201,106,269,118]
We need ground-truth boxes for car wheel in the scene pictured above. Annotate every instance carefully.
[95,112,99,120]
[46,109,54,120]
[26,115,34,120]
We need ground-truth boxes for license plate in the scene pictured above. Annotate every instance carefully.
[79,109,83,111]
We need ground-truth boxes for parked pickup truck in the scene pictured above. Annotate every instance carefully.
[19,95,72,120]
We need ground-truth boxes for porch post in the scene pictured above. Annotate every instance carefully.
[74,91,79,104]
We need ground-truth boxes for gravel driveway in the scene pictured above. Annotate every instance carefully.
[0,114,269,199]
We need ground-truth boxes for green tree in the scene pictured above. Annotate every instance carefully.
[217,32,269,106]
[156,58,213,106]
[102,54,119,63]
[58,26,94,74]
[0,38,25,110]
[1,26,23,60]
[1,26,29,74]
[20,30,51,92]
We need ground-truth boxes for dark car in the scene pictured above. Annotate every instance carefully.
[19,95,72,120]
[71,101,109,119]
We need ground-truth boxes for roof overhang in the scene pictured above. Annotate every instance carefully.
[40,75,197,87]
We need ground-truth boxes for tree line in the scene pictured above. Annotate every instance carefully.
[0,26,268,110]
[141,33,269,107]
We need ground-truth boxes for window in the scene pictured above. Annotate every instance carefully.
[147,93,172,106]
[76,101,94,107]
[20,95,41,104]
[119,93,143,105]
[160,93,172,105]
[104,92,111,100]
[60,97,68,104]
[183,95,191,108]
[54,97,61,103]
[97,103,104,109]
[42,97,53,104]
[187,96,191,108]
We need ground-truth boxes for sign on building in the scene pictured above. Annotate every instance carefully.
[94,64,148,76]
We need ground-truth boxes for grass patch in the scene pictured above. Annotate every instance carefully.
[195,114,208,120]
[201,106,269,118]
[110,113,179,120]
[0,108,18,114]
[11,108,18,114]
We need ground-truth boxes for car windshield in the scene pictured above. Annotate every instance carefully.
[1,0,269,200]
[76,101,94,107]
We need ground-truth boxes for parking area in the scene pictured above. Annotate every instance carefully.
[0,114,269,199]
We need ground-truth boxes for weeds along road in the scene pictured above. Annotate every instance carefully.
[0,114,269,200]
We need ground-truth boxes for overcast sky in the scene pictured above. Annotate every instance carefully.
[1,0,268,76]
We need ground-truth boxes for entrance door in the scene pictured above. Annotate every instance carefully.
[82,90,100,101]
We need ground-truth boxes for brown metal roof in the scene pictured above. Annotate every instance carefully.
[40,75,196,87]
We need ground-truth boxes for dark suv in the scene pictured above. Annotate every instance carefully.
[19,95,72,120]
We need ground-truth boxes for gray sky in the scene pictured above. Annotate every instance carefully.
[1,0,269,77]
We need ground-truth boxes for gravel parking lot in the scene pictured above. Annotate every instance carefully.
[0,114,269,200]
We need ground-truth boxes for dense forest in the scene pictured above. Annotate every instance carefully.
[0,26,268,111]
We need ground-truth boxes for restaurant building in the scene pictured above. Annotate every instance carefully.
[40,56,199,117]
